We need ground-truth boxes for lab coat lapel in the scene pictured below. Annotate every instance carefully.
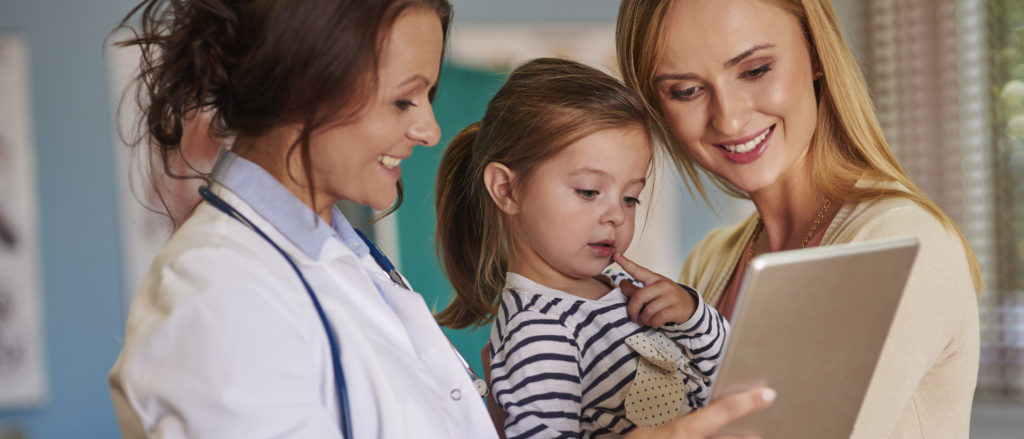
[373,279,464,390]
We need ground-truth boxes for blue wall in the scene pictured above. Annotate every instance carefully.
[0,0,135,437]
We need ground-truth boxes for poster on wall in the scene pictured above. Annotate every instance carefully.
[108,35,222,305]
[0,34,48,408]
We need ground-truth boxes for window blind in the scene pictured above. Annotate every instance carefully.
[865,0,1023,399]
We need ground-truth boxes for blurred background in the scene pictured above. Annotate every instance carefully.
[0,0,1021,437]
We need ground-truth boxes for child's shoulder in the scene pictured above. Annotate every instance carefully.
[496,286,570,323]
[491,288,577,345]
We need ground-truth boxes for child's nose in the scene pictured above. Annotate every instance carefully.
[602,200,626,226]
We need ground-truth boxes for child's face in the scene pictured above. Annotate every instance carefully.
[508,125,652,287]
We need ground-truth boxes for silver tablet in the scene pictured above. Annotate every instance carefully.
[709,236,919,439]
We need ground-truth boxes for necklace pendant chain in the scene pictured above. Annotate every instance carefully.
[747,197,832,261]
[801,196,831,248]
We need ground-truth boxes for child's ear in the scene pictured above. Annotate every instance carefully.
[484,162,519,215]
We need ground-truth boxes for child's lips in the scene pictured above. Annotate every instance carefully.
[588,241,615,258]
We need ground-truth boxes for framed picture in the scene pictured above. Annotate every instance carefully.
[0,34,48,409]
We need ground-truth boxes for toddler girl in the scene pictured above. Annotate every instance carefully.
[435,58,727,438]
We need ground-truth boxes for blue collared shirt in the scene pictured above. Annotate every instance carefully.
[208,149,370,261]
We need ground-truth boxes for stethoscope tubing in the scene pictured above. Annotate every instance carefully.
[198,184,489,438]
[198,186,354,438]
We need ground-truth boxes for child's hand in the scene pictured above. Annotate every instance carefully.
[613,252,698,328]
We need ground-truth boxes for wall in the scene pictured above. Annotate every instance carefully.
[0,0,135,437]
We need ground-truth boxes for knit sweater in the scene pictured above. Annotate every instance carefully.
[681,190,980,438]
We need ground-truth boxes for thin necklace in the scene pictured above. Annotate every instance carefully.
[747,197,832,261]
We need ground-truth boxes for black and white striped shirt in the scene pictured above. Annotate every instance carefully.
[488,271,728,438]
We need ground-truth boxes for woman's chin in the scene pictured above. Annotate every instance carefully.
[367,193,398,212]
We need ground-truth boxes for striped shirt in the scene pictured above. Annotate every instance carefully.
[489,270,728,439]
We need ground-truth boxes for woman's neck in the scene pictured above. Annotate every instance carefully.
[234,132,336,224]
[748,160,834,252]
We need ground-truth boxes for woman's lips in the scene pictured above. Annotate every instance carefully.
[716,125,774,164]
[378,154,405,177]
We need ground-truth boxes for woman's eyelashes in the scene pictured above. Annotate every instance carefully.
[741,62,773,80]
[394,99,416,111]
[667,63,774,101]
[624,196,640,207]
[670,86,702,101]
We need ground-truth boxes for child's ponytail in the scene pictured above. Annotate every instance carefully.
[435,122,507,329]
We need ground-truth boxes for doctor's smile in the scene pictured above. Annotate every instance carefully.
[377,154,405,170]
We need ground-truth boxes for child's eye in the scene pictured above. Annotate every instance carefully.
[624,197,641,207]
[576,189,598,200]
[741,63,772,80]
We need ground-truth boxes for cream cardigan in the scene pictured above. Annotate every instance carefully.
[681,193,979,438]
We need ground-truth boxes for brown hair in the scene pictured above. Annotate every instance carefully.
[616,0,982,293]
[435,58,652,329]
[115,0,452,223]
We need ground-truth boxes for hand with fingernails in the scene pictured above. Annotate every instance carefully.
[614,252,698,328]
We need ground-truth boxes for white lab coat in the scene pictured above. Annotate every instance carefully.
[110,185,498,438]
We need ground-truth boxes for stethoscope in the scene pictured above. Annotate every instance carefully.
[197,185,487,438]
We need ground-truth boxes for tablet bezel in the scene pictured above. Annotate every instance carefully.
[708,236,919,438]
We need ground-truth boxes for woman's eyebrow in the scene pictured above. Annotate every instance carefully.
[655,43,777,84]
[396,74,432,90]
[724,43,776,68]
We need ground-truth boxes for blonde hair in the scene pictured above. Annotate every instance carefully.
[435,58,652,329]
[616,0,983,294]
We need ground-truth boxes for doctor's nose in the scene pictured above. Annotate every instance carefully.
[409,103,441,147]
[709,88,752,137]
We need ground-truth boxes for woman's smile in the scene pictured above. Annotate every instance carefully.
[715,124,774,164]
[377,154,404,170]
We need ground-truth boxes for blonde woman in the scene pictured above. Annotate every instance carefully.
[617,0,981,437]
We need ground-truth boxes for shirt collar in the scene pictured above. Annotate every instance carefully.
[208,149,370,260]
[505,272,625,303]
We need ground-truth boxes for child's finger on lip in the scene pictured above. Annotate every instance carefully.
[613,252,657,283]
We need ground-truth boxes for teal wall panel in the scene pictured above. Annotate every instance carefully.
[397,62,506,377]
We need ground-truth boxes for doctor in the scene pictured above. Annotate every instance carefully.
[109,0,771,437]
